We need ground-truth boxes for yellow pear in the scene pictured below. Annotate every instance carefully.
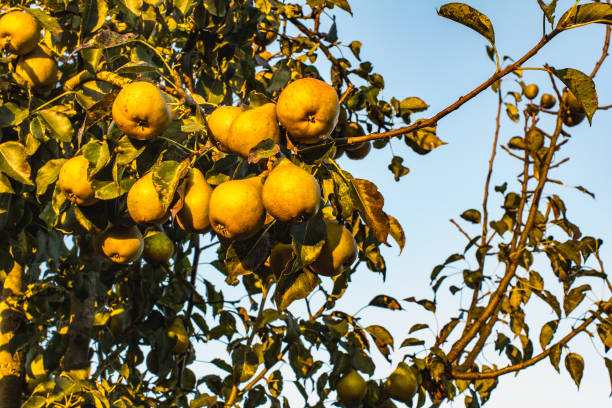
[276,78,339,144]
[337,369,367,406]
[97,226,144,264]
[385,362,418,404]
[143,230,174,264]
[208,176,265,240]
[207,106,243,152]
[309,219,357,277]
[540,93,556,109]
[15,45,58,89]
[112,81,172,140]
[523,83,539,100]
[262,159,321,224]
[127,172,168,225]
[227,103,280,158]
[0,11,41,55]
[176,168,213,232]
[58,156,98,206]
[168,317,188,354]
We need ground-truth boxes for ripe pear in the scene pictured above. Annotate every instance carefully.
[96,226,144,264]
[59,156,98,206]
[540,93,556,109]
[276,78,339,144]
[208,176,266,240]
[523,83,539,100]
[262,159,321,224]
[0,11,41,55]
[345,141,371,160]
[385,362,418,404]
[227,103,280,158]
[176,168,213,232]
[15,45,58,89]
[561,90,585,127]
[143,230,174,265]
[309,219,357,277]
[207,106,243,152]
[127,172,169,225]
[168,317,188,354]
[337,369,367,406]
[112,81,172,140]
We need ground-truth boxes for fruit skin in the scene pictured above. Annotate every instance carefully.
[345,141,371,160]
[525,128,545,152]
[336,369,367,406]
[340,122,367,152]
[127,172,169,225]
[208,176,266,240]
[15,45,58,89]
[59,156,99,206]
[262,159,321,224]
[523,83,539,100]
[207,106,243,152]
[176,168,213,232]
[309,219,357,277]
[276,78,340,144]
[143,231,174,265]
[112,81,172,140]
[227,103,280,158]
[561,90,586,127]
[0,11,41,55]
[168,317,188,354]
[96,226,144,264]
[540,93,556,109]
[385,362,418,404]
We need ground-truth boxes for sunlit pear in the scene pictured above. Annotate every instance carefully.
[143,230,174,265]
[208,176,265,240]
[540,93,556,109]
[523,83,539,100]
[345,141,371,160]
[262,159,321,224]
[97,226,144,264]
[309,219,357,277]
[59,156,98,206]
[168,317,188,354]
[0,11,41,55]
[15,45,58,89]
[176,168,213,232]
[227,103,280,158]
[385,362,418,404]
[207,106,243,152]
[276,78,340,144]
[127,172,168,225]
[112,81,172,140]
[561,89,586,127]
[336,369,367,406]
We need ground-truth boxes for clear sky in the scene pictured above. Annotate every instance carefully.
[192,1,611,407]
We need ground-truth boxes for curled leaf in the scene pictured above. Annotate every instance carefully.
[438,3,496,45]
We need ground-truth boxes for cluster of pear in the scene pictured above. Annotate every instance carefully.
[0,10,58,89]
[332,111,372,160]
[524,83,585,127]
[58,77,358,277]
[335,363,418,406]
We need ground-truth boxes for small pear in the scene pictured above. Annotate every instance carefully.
[262,159,321,224]
[96,226,144,264]
[385,362,418,404]
[561,90,586,127]
[143,230,174,264]
[337,369,367,406]
[345,141,371,160]
[127,172,168,225]
[208,176,266,240]
[59,156,98,206]
[227,103,280,158]
[176,168,213,232]
[309,219,357,277]
[207,106,243,152]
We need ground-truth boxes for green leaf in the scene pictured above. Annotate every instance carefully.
[398,97,429,115]
[248,139,280,165]
[38,109,74,142]
[116,61,158,74]
[368,295,402,311]
[404,297,436,313]
[400,337,425,347]
[0,142,33,185]
[74,30,137,54]
[549,343,562,372]
[274,270,320,311]
[539,320,558,350]
[202,0,227,18]
[552,67,597,123]
[558,3,612,27]
[115,135,145,165]
[0,173,14,194]
[366,325,394,361]
[404,126,445,155]
[82,140,110,177]
[36,159,66,196]
[387,214,405,254]
[565,352,584,388]
[225,234,271,285]
[92,178,134,200]
[152,160,190,210]
[349,41,362,60]
[268,64,291,93]
[538,0,558,25]
[461,209,481,224]
[290,213,326,269]
[26,8,62,35]
[563,284,590,316]
[388,156,410,182]
[438,3,495,45]
[81,0,108,37]
[0,102,29,127]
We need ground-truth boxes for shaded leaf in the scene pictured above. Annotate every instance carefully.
[290,212,326,268]
[461,209,481,224]
[350,178,389,243]
[349,40,362,60]
[82,140,110,177]
[404,126,445,155]
[539,320,558,350]
[81,0,108,37]
[274,270,320,311]
[152,160,190,210]
[365,325,394,361]
[409,323,429,334]
[552,67,597,123]
[438,3,495,45]
[388,156,410,181]
[538,0,559,25]
[225,234,271,285]
[0,173,14,194]
[26,8,62,35]
[549,343,562,372]
[605,358,612,396]
[387,214,405,253]
[72,30,137,55]
[404,297,436,313]
[565,353,584,388]
[563,284,590,316]
[369,295,402,311]
[248,139,280,164]
[36,159,66,196]
[0,142,33,185]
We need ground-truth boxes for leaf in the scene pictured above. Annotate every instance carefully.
[72,30,137,55]
[350,178,390,243]
[26,8,62,35]
[190,394,217,408]
[398,97,429,115]
[565,353,584,388]
[82,140,110,177]
[38,109,74,142]
[330,0,353,15]
[0,173,14,194]
[0,142,33,186]
[558,3,612,27]
[404,297,436,313]
[152,160,190,210]
[538,0,559,25]
[552,68,597,123]
[409,323,429,334]
[505,103,519,122]
[438,3,495,45]
[116,61,158,74]
[290,213,326,269]
[36,159,66,196]
[225,234,271,285]
[81,0,108,38]
[388,156,410,181]
[461,209,481,224]
[274,270,320,311]
[368,295,402,311]
[248,139,280,164]
[387,214,405,253]
[400,337,425,347]
[539,320,558,350]
[327,18,338,43]
[404,126,445,155]
[0,102,29,127]
[365,325,394,361]
[267,64,291,93]
[349,41,362,60]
